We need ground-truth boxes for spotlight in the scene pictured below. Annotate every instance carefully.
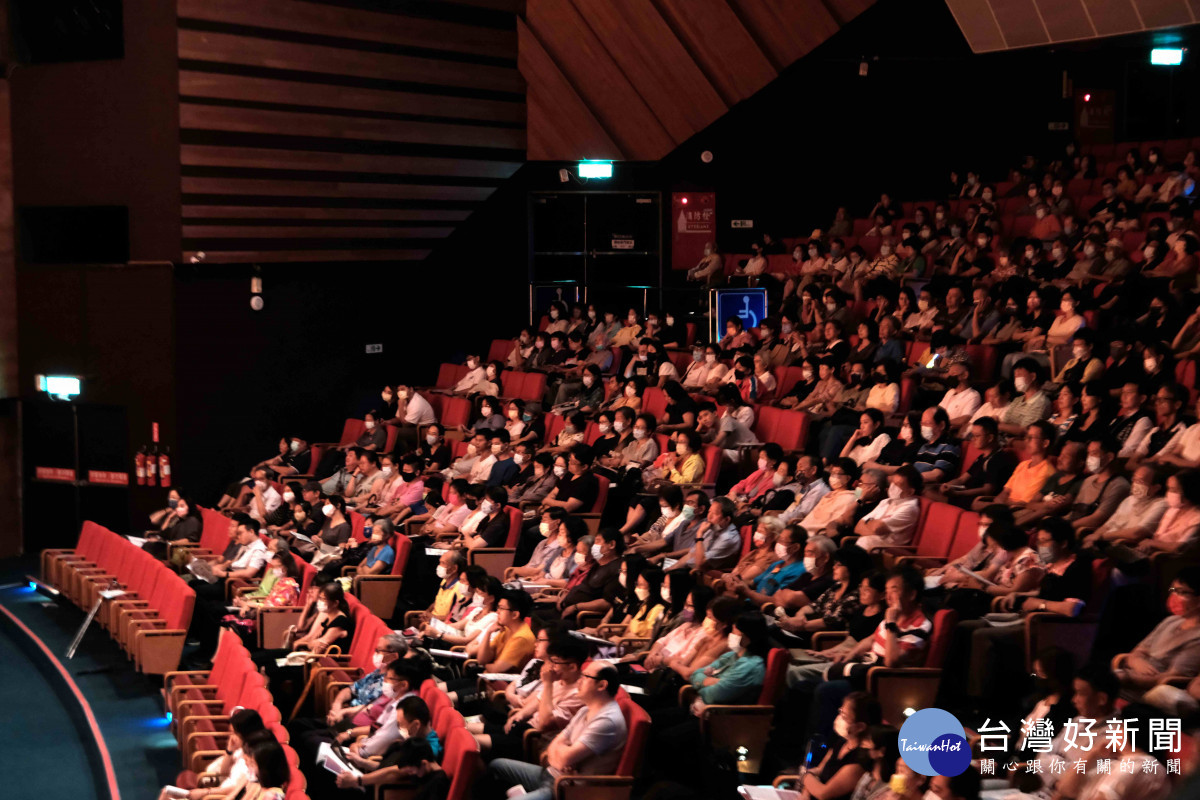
[700,150,713,163]
[903,707,916,717]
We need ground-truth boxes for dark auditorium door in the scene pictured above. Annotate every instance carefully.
[529,191,662,301]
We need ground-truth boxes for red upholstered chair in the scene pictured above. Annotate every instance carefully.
[554,690,650,800]
[442,727,483,800]
[468,506,524,579]
[163,629,245,718]
[488,338,512,363]
[866,608,959,726]
[642,387,667,418]
[544,413,567,444]
[41,520,106,589]
[132,577,195,674]
[878,501,961,567]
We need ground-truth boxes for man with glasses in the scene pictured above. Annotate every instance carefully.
[1112,567,1200,708]
[1129,382,1188,466]
[794,458,860,536]
[974,421,1057,512]
[477,589,536,674]
[487,663,627,800]
[470,635,587,761]
[855,465,923,550]
[932,416,1016,509]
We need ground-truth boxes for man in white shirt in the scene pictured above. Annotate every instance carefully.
[937,361,982,429]
[247,467,282,523]
[450,355,487,395]
[778,456,831,524]
[391,383,437,451]
[855,466,922,550]
[192,518,270,652]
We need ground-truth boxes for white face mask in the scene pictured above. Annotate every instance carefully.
[753,532,767,546]
[632,428,646,440]
[553,465,567,478]
[582,375,594,387]
[829,473,846,490]
[317,601,329,613]
[803,556,817,572]
[705,353,717,364]
[834,714,852,741]
[920,425,935,441]
[490,443,503,454]
[373,652,385,670]
[618,572,627,588]
[887,484,903,500]
[480,500,497,515]
[613,420,627,433]
[1085,456,1102,474]
[661,585,671,602]
[282,491,294,503]
[661,505,677,519]
[381,682,397,699]
[978,523,988,541]
[472,592,484,606]
[426,433,439,446]
[774,543,789,559]
[380,467,393,477]
[772,472,786,487]
[598,422,611,434]
[1167,491,1184,509]
[574,552,586,565]
[1014,376,1030,393]
[757,457,768,471]
[513,453,528,465]
[322,503,335,517]
[1144,358,1158,373]
[539,521,553,537]
[255,480,267,491]
[435,565,448,580]
[591,543,603,560]
[364,420,376,431]
[634,586,650,601]
[467,443,478,456]
[727,633,743,652]
[273,567,285,578]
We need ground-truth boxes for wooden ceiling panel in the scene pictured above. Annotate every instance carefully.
[517,19,622,161]
[1134,0,1195,26]
[944,0,1010,50]
[652,0,777,105]
[951,0,1194,50]
[989,0,1052,47]
[1034,0,1097,40]
[726,0,839,67]
[568,0,726,140]
[525,0,674,159]
[177,0,516,59]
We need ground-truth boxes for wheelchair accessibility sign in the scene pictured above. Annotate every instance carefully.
[711,289,767,339]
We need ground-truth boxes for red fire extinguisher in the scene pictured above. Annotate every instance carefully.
[135,447,146,486]
[146,444,158,487]
[159,446,171,488]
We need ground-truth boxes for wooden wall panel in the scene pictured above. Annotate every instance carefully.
[178,0,515,59]
[521,0,874,161]
[177,1,523,264]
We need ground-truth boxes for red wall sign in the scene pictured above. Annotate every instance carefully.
[671,192,716,271]
[88,470,130,486]
[35,466,76,482]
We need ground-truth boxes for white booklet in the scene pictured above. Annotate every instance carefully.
[316,742,363,782]
[126,536,147,548]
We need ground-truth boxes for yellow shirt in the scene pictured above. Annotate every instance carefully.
[628,603,665,638]
[1003,459,1056,504]
[432,578,464,619]
[490,622,536,669]
[669,452,705,484]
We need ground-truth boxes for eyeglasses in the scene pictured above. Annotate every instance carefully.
[1169,587,1196,597]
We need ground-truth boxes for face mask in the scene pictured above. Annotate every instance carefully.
[591,543,603,561]
[829,473,846,490]
[772,472,786,487]
[294,513,305,523]
[513,453,528,466]
[624,386,637,398]
[467,443,478,456]
[317,601,329,613]
[802,368,814,381]
[634,586,650,601]
[381,682,397,699]
[1085,455,1103,474]
[899,426,912,443]
[282,491,295,504]
[1037,546,1055,565]
[834,714,852,740]
[322,503,335,517]
[382,392,393,402]
[632,427,651,441]
[1144,358,1158,373]
[803,556,817,572]
[480,500,496,515]
[539,521,554,538]
[381,466,394,478]
[757,457,768,472]
[753,532,767,546]
[705,353,717,364]
[372,652,385,670]
[661,505,677,519]
[888,484,903,500]
[825,301,837,313]
[614,420,627,433]
[661,586,672,604]
[364,420,377,431]
[1131,483,1148,499]
[774,543,789,559]
[574,552,586,565]
[727,633,742,651]
[582,375,595,388]
[920,425,935,441]
[273,567,286,579]
[1014,377,1029,393]
[425,433,440,447]
[1035,209,1047,219]
[490,443,503,455]
[1084,245,1097,257]
[1168,491,1184,509]
[435,565,452,581]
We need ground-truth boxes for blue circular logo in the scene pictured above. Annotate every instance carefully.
[897,708,970,776]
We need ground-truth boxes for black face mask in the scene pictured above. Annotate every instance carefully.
[464,499,479,510]
[944,376,959,390]
[847,374,862,386]
[400,472,415,482]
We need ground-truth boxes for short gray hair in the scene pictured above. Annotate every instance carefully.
[808,534,837,557]
[862,468,887,487]
[382,633,408,654]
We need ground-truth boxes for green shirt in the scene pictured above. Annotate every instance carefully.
[690,651,765,704]
[245,569,279,599]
